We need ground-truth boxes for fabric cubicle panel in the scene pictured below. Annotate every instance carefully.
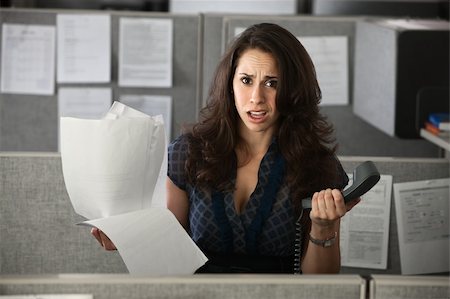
[0,153,127,274]
[0,275,367,299]
[369,275,450,299]
[0,153,448,275]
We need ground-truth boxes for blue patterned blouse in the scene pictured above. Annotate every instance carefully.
[168,134,348,258]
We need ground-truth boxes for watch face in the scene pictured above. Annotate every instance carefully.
[324,239,335,247]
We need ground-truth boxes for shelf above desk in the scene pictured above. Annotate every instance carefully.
[420,128,450,152]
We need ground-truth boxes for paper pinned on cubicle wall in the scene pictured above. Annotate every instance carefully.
[60,101,165,220]
[394,178,450,275]
[57,14,111,83]
[118,18,173,88]
[0,23,55,95]
[296,36,349,105]
[58,87,112,120]
[340,174,393,269]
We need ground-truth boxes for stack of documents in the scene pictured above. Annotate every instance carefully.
[60,101,207,275]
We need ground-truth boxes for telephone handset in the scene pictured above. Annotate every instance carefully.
[301,161,381,209]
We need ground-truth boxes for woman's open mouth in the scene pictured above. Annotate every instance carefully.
[247,110,267,122]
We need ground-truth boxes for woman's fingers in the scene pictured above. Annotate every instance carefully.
[332,189,346,217]
[90,227,117,251]
[311,188,347,223]
[91,227,103,244]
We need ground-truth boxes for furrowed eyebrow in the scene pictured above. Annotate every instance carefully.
[238,73,278,79]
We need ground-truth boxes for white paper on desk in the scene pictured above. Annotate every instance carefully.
[118,18,173,87]
[340,174,392,269]
[394,178,450,275]
[57,14,111,83]
[1,23,55,95]
[297,36,349,105]
[60,101,165,219]
[82,208,208,275]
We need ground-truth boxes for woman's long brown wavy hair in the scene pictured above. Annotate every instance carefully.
[185,23,342,212]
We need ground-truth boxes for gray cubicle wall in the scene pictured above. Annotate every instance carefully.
[0,153,448,275]
[201,15,440,157]
[0,8,201,151]
[0,153,128,274]
[0,274,367,299]
[369,275,450,299]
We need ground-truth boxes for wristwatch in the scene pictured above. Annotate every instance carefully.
[309,232,337,248]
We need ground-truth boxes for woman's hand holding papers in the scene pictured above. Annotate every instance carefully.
[91,227,117,251]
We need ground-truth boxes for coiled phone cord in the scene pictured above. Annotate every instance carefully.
[293,209,303,274]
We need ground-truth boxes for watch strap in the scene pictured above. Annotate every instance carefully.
[309,232,337,248]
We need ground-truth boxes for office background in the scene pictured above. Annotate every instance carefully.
[0,1,449,298]
[0,0,449,156]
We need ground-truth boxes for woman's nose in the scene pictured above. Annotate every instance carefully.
[250,85,265,104]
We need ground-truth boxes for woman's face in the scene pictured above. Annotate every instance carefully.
[232,48,280,136]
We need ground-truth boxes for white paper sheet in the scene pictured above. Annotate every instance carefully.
[340,174,392,269]
[1,23,55,95]
[61,101,206,274]
[297,36,349,105]
[119,18,173,87]
[82,208,208,275]
[393,178,450,275]
[60,101,165,219]
[119,95,172,140]
[57,14,111,83]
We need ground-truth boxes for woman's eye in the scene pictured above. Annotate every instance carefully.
[265,80,277,88]
[241,77,251,84]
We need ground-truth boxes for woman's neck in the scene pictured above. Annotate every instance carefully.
[237,123,275,162]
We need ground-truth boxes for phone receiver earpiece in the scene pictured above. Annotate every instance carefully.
[301,161,381,210]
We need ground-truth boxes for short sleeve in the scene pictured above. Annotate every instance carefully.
[167,134,189,190]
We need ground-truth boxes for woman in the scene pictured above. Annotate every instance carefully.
[93,23,359,273]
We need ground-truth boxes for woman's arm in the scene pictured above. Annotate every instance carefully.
[166,176,190,230]
[301,189,360,274]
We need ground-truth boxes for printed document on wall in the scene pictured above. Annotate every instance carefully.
[340,174,392,269]
[1,24,55,95]
[394,178,449,274]
[58,87,112,119]
[57,14,111,83]
[297,36,349,105]
[119,18,173,87]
